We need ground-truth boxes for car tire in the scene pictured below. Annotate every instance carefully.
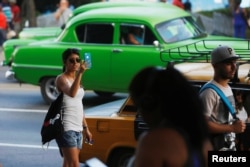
[107,148,134,167]
[94,91,115,97]
[41,77,58,104]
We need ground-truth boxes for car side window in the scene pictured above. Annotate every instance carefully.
[76,23,114,44]
[120,24,156,45]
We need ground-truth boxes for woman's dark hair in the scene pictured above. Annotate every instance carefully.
[62,48,80,72]
[129,65,209,151]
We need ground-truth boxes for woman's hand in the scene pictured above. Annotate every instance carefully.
[84,128,93,145]
[79,60,87,73]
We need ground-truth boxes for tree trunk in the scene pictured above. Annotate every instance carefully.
[21,0,37,28]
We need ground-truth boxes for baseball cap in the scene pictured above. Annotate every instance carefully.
[211,45,240,64]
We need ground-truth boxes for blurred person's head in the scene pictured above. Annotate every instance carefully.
[129,64,209,150]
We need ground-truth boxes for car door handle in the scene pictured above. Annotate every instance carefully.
[112,48,123,53]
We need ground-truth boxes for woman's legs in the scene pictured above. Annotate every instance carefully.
[61,147,80,167]
[56,131,83,167]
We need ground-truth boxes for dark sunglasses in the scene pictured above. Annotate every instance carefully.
[68,58,81,64]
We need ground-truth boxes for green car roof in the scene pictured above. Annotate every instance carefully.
[69,5,189,28]
[72,1,176,17]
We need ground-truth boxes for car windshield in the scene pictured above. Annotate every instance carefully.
[156,17,206,43]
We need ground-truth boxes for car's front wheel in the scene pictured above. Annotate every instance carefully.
[41,77,58,104]
[107,148,134,167]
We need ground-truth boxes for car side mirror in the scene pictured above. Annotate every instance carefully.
[153,40,159,47]
[153,40,163,50]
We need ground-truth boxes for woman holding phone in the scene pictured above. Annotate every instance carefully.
[55,48,92,167]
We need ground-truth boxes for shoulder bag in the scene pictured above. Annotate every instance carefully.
[41,93,64,146]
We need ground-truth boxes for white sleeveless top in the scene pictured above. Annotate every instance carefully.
[62,79,85,132]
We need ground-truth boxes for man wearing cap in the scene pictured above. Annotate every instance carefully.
[199,45,246,151]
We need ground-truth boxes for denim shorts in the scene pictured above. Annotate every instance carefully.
[56,130,83,149]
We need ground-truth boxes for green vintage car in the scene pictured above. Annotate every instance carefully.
[18,27,62,40]
[18,1,158,40]
[2,1,250,104]
[2,1,170,65]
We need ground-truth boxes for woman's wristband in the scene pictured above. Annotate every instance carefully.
[83,125,88,129]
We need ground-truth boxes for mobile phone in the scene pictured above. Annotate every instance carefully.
[85,138,94,145]
[84,53,92,69]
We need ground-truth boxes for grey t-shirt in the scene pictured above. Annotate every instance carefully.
[200,80,235,124]
[56,8,72,27]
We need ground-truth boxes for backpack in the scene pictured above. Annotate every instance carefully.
[41,93,64,146]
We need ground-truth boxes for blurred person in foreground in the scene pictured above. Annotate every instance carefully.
[199,45,246,151]
[128,64,212,167]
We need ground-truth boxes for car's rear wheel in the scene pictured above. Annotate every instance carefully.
[41,77,58,104]
[107,148,134,167]
[94,91,115,97]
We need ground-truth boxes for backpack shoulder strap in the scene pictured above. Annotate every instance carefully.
[199,83,238,120]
